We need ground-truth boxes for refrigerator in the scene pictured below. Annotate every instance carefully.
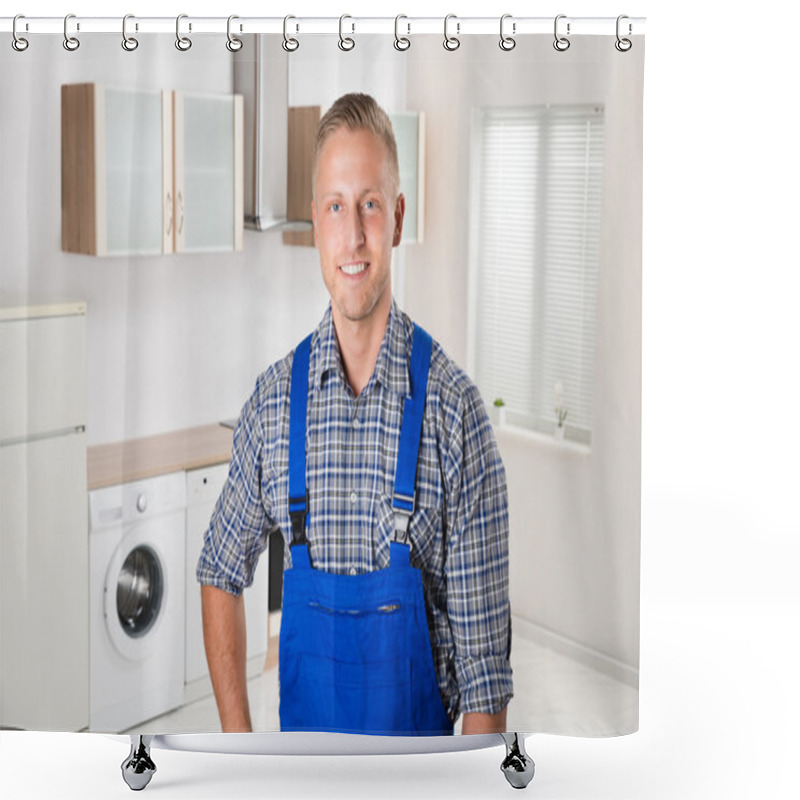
[0,302,89,731]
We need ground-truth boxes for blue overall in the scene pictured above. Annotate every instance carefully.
[278,324,453,736]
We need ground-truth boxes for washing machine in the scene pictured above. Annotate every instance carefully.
[89,471,186,732]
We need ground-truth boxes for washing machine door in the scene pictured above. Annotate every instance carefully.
[104,531,169,661]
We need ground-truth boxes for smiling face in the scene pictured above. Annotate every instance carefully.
[312,126,405,331]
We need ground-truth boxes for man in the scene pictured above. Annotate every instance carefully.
[197,93,512,735]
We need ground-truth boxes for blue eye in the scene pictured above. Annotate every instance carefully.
[364,200,376,210]
[331,203,341,212]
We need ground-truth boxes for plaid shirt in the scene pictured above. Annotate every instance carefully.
[197,300,513,720]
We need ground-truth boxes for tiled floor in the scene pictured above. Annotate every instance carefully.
[136,634,637,737]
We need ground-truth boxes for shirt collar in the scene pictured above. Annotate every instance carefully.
[312,304,341,390]
[312,299,411,399]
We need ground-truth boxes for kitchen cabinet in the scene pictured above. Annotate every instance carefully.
[61,83,243,257]
[282,106,320,248]
[390,111,426,244]
[1,436,89,731]
[61,85,171,256]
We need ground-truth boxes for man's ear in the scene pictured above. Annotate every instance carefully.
[393,193,406,247]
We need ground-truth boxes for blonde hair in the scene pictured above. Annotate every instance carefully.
[312,93,400,196]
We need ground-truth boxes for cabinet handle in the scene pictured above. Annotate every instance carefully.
[177,191,184,235]
[165,191,173,236]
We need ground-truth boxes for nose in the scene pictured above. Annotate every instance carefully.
[345,205,366,251]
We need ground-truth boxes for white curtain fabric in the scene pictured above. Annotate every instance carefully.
[1,30,644,738]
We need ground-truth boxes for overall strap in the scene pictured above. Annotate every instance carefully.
[392,324,433,544]
[288,333,312,545]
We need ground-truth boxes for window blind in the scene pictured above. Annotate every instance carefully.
[470,105,604,444]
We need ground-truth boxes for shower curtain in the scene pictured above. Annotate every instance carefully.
[0,15,644,749]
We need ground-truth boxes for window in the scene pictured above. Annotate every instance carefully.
[469,105,605,445]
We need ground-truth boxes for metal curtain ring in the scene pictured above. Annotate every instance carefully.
[394,14,410,51]
[553,14,570,52]
[226,15,243,52]
[12,14,29,51]
[121,14,138,51]
[175,14,192,51]
[443,14,460,51]
[615,14,632,52]
[63,14,80,51]
[338,14,355,51]
[499,14,515,51]
[282,15,299,52]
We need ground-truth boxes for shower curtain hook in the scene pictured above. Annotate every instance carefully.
[63,14,80,51]
[443,14,460,51]
[553,14,570,51]
[394,14,410,51]
[12,14,29,52]
[615,15,632,52]
[121,14,138,51]
[499,14,516,51]
[226,15,243,51]
[175,14,192,51]
[338,14,355,51]
[282,15,299,52]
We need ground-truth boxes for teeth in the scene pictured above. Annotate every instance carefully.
[341,262,367,275]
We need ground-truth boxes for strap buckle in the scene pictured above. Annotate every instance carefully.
[392,492,415,544]
[289,495,308,544]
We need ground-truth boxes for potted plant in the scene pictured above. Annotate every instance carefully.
[493,397,507,428]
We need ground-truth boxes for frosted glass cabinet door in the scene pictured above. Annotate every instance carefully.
[174,92,244,253]
[61,84,173,256]
[390,112,426,244]
[104,88,173,255]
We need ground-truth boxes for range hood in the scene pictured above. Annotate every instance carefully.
[234,35,307,233]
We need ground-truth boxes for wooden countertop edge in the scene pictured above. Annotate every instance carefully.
[87,424,234,491]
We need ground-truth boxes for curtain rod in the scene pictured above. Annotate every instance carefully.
[1,16,646,37]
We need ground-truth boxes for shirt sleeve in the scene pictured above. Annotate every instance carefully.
[196,375,272,596]
[443,378,514,716]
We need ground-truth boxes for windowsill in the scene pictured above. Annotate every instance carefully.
[493,422,592,457]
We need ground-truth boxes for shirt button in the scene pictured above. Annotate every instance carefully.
[349,491,357,504]
[349,566,357,575]
[353,417,361,429]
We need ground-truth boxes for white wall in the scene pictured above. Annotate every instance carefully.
[403,35,643,671]
[287,34,406,111]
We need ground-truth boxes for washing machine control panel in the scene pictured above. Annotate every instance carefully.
[90,471,187,529]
